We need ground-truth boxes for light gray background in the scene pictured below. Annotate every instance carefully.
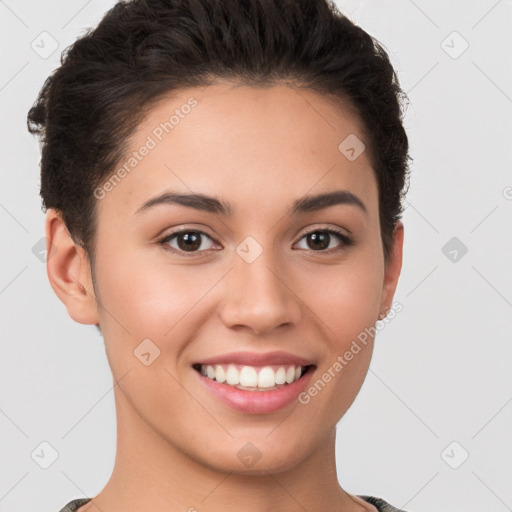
[1,1,511,511]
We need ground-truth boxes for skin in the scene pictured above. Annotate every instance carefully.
[46,83,403,512]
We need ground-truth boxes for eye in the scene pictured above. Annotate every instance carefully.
[157,227,353,257]
[294,228,353,253]
[157,229,218,256]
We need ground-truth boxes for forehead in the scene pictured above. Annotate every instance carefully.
[96,83,378,222]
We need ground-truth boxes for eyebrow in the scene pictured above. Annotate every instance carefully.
[134,189,367,216]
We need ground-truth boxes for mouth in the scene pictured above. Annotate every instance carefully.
[192,363,316,392]
[193,361,317,414]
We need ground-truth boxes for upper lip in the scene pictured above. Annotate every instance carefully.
[194,351,315,367]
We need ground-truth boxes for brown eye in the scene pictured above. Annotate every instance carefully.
[306,232,330,250]
[159,230,216,254]
[175,231,202,251]
[296,229,352,252]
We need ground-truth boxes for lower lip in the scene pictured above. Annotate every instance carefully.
[195,367,315,414]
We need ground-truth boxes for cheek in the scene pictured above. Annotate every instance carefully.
[291,265,382,423]
[93,246,221,357]
[299,256,383,341]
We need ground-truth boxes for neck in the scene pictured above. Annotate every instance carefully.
[82,385,370,512]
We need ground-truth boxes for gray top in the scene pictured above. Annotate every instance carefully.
[58,495,409,511]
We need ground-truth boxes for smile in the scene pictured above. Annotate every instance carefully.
[193,362,316,414]
[193,363,312,391]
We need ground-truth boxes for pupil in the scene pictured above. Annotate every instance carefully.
[178,232,201,251]
[309,232,329,250]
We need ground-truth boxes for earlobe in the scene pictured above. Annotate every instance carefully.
[44,209,99,325]
[379,221,404,317]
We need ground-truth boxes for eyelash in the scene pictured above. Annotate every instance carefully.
[156,227,354,257]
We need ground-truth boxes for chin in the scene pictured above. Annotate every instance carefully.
[191,439,310,477]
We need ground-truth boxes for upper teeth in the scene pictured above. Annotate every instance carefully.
[199,364,305,389]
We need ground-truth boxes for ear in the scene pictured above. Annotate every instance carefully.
[379,221,404,318]
[44,209,99,325]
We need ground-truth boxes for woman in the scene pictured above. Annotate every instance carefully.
[27,0,411,510]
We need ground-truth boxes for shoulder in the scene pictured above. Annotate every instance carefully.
[57,498,92,512]
[358,495,410,512]
[60,495,408,512]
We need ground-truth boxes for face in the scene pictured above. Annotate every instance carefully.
[48,83,403,475]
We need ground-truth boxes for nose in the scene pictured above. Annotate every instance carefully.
[218,249,302,336]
